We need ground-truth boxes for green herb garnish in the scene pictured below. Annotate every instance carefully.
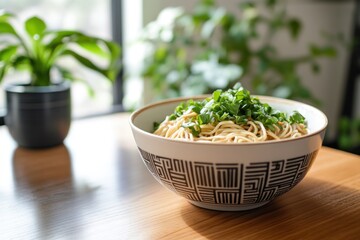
[156,86,307,133]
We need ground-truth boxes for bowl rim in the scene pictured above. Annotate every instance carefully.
[129,95,328,146]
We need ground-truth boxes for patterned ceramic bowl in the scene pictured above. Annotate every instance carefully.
[129,96,327,211]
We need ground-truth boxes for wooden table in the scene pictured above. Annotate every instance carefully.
[0,113,359,239]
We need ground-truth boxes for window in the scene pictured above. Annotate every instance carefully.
[0,0,123,124]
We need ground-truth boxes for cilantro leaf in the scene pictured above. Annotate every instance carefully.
[289,111,306,124]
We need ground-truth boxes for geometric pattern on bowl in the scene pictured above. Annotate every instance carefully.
[139,148,318,210]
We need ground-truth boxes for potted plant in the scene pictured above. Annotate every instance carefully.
[0,11,121,148]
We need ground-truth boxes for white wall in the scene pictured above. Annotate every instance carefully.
[135,0,356,141]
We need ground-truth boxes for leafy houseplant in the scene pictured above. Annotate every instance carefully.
[0,11,121,148]
[140,0,338,105]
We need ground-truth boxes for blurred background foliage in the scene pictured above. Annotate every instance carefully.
[138,0,359,154]
[337,117,360,153]
[140,0,340,105]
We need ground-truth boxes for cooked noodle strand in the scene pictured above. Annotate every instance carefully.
[154,111,308,143]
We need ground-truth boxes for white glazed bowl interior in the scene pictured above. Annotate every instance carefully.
[130,96,328,211]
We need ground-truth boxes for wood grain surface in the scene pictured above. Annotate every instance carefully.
[0,113,359,239]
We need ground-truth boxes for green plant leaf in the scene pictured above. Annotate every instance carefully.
[0,10,14,21]
[61,49,109,79]
[25,16,47,39]
[311,62,320,74]
[0,22,18,36]
[46,30,83,48]
[102,40,121,81]
[309,44,337,57]
[239,2,255,10]
[154,46,168,61]
[288,18,301,39]
[200,0,215,7]
[0,45,18,82]
[0,64,8,82]
[0,45,18,61]
[77,41,109,58]
[265,0,277,7]
[12,55,31,70]
[103,40,121,65]
[0,47,16,82]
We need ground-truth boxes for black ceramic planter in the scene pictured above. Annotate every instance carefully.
[5,82,71,148]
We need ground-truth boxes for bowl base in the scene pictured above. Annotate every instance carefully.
[188,200,271,211]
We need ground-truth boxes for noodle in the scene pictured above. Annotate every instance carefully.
[154,110,308,143]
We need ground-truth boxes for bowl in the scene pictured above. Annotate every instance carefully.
[129,95,327,211]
